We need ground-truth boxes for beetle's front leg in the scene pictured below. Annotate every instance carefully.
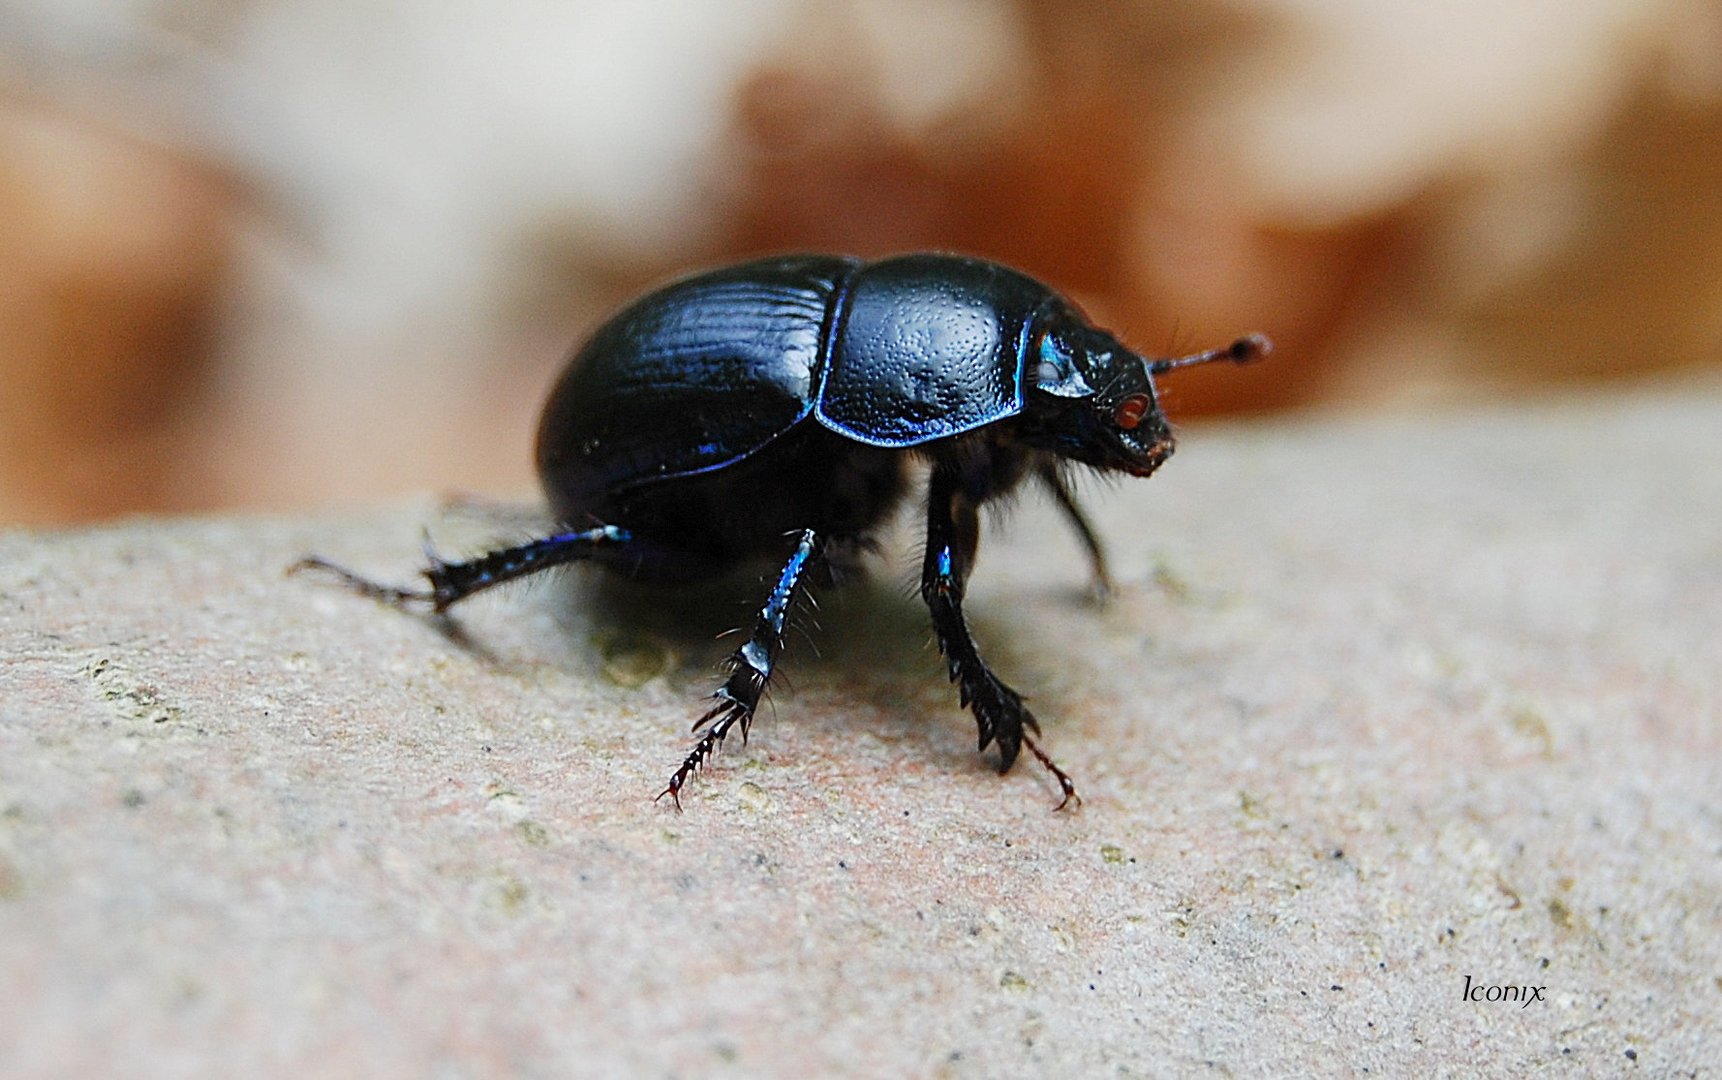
[922,467,1078,806]
[921,467,1030,766]
[659,529,823,808]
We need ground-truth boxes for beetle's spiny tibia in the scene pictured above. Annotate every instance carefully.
[292,525,634,614]
[421,526,631,611]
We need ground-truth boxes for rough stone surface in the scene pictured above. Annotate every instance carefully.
[2,383,1719,1077]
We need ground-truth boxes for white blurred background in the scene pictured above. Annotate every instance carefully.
[2,0,1719,523]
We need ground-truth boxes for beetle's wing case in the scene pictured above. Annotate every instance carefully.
[814,254,1052,447]
[536,255,859,519]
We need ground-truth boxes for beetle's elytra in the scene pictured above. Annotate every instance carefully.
[296,253,1268,807]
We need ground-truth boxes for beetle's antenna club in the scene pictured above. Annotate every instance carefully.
[1151,333,1272,376]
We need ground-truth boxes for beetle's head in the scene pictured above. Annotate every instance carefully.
[1026,319,1270,478]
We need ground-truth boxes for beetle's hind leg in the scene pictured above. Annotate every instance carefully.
[659,528,823,808]
[291,524,633,613]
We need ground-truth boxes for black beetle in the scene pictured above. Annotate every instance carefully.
[297,253,1267,807]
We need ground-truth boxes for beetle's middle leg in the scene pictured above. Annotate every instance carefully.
[658,528,823,808]
[922,465,1079,807]
[1037,463,1114,601]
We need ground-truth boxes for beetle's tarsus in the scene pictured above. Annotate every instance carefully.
[661,697,753,806]
[1022,731,1081,810]
[288,556,436,610]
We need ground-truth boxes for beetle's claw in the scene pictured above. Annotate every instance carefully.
[653,782,685,812]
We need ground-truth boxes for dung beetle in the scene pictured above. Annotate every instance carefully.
[297,253,1268,807]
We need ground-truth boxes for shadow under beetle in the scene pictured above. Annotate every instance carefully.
[296,253,1268,808]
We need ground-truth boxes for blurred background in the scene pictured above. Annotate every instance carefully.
[2,0,1719,525]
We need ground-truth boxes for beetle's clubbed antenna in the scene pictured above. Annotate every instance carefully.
[1150,333,1272,376]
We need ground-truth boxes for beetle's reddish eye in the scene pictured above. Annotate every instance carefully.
[1113,394,1150,430]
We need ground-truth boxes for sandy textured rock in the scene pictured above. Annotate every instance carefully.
[2,382,1719,1077]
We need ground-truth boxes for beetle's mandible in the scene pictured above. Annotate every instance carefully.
[296,253,1268,807]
